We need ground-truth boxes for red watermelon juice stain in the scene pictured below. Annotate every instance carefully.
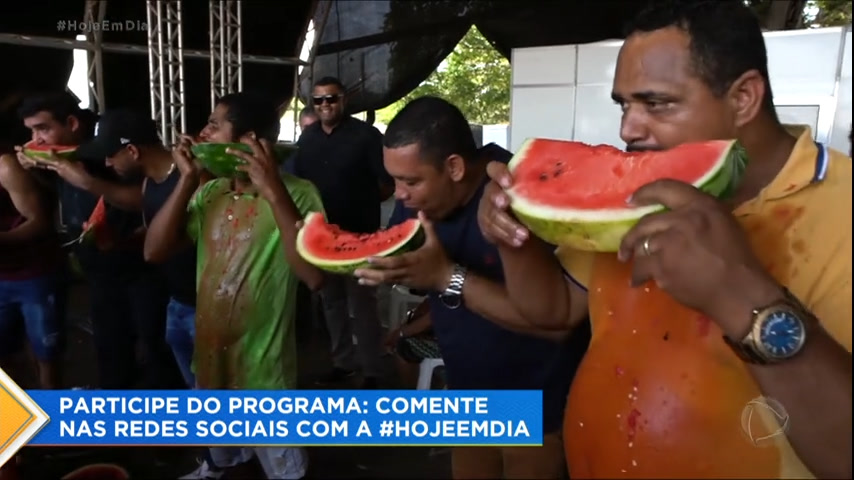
[627,408,642,442]
[696,315,711,338]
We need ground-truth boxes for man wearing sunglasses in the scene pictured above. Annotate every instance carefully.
[291,76,394,389]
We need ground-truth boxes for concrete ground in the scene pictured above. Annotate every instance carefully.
[9,279,451,479]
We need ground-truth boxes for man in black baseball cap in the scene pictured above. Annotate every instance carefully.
[82,108,198,390]
[78,109,162,174]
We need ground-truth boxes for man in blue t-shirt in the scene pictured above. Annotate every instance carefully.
[355,96,590,479]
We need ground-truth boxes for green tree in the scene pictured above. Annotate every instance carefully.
[808,0,852,27]
[745,0,851,29]
[376,26,510,126]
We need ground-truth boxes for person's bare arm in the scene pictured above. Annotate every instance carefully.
[0,154,54,245]
[75,176,142,212]
[477,162,589,331]
[497,237,589,331]
[714,270,852,479]
[144,173,198,263]
[265,190,324,291]
[38,152,142,211]
[144,144,200,263]
[456,271,574,342]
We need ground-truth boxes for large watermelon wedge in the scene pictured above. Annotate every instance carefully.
[60,463,129,480]
[506,139,747,252]
[22,140,77,164]
[191,142,298,179]
[296,212,425,274]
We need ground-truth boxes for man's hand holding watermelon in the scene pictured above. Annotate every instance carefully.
[227,134,290,203]
[40,154,91,191]
[479,160,785,338]
[354,211,455,293]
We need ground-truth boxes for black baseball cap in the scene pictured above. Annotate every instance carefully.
[77,109,161,159]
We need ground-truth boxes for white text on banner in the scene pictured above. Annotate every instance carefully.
[23,390,543,447]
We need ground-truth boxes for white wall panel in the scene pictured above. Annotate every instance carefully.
[509,86,576,152]
[573,85,622,147]
[830,27,852,155]
[764,28,843,97]
[511,45,577,86]
[576,40,623,85]
[509,27,853,157]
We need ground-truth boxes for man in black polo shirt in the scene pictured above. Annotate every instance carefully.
[292,76,394,388]
[16,92,179,390]
[356,97,590,479]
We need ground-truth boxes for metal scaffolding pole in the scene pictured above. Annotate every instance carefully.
[84,0,107,113]
[0,32,306,66]
[147,0,186,146]
[291,0,333,138]
[209,0,243,110]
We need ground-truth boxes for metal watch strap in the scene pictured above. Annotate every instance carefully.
[440,264,467,309]
[444,264,467,296]
[723,287,809,365]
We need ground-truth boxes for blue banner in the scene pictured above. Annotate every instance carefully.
[25,390,543,446]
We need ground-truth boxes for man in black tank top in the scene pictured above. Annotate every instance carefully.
[77,109,199,388]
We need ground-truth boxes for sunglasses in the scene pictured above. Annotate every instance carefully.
[312,94,341,106]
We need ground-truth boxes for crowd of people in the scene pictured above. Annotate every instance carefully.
[1,0,851,479]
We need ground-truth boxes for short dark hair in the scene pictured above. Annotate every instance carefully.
[313,76,346,93]
[299,106,317,119]
[215,92,280,143]
[17,91,98,137]
[383,96,478,168]
[625,0,776,114]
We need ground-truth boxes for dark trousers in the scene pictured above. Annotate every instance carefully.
[88,271,183,389]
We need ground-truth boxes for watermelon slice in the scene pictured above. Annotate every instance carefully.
[60,463,129,480]
[190,142,298,179]
[506,138,747,252]
[296,212,425,274]
[22,140,77,164]
[66,196,113,250]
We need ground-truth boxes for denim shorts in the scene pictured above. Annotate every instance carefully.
[0,274,61,361]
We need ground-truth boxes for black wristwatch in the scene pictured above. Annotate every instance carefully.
[723,288,813,365]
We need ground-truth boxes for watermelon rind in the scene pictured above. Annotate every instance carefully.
[191,142,298,179]
[296,212,426,275]
[506,139,747,252]
[22,140,77,162]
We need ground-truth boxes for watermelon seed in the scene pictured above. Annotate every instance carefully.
[552,169,563,177]
[539,173,549,181]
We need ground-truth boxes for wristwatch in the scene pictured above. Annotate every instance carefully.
[723,288,813,365]
[439,264,467,309]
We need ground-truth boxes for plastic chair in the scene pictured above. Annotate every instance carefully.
[387,284,425,329]
[416,358,445,390]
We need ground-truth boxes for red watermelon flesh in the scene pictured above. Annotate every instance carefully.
[22,140,77,162]
[80,196,113,250]
[506,138,746,252]
[296,212,425,274]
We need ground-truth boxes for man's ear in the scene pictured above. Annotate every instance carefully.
[66,115,80,133]
[445,154,466,182]
[727,69,766,128]
[127,144,140,160]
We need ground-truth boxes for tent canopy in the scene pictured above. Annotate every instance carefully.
[1,0,645,145]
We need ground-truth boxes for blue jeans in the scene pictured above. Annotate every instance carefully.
[0,274,60,361]
[165,297,196,388]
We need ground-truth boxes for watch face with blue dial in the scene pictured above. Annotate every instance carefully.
[758,310,805,358]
